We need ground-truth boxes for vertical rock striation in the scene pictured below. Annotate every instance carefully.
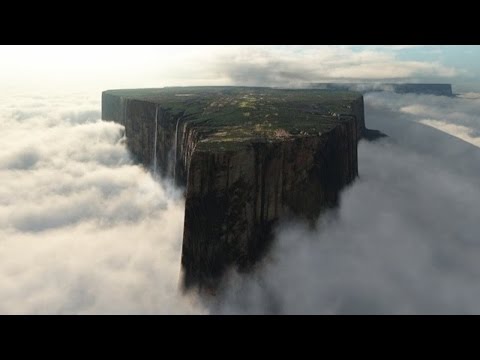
[102,87,366,290]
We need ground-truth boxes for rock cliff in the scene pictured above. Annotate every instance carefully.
[102,87,366,290]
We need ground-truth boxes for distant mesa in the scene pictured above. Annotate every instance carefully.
[310,83,454,97]
[102,86,381,291]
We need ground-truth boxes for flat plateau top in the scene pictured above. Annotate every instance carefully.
[104,87,362,151]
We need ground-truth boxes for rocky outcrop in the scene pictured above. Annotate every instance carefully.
[102,87,366,291]
[182,122,358,289]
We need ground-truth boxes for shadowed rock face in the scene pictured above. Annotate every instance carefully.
[102,87,365,290]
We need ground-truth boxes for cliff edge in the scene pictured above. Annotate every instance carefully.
[102,87,366,290]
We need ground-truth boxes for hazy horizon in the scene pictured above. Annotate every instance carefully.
[2,45,480,95]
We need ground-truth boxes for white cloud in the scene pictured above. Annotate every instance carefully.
[369,92,480,144]
[458,92,480,99]
[0,46,460,93]
[0,93,205,314]
[210,46,458,85]
[419,120,480,147]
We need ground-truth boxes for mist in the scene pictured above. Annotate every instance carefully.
[0,93,204,314]
[2,89,480,314]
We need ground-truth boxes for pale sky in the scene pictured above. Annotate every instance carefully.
[1,45,478,94]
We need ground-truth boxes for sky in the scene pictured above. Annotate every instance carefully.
[1,45,480,313]
[1,45,480,94]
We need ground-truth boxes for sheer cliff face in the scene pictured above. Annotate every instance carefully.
[102,87,364,290]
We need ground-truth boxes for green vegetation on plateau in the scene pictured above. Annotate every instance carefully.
[105,86,362,152]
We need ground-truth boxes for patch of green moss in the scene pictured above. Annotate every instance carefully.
[104,86,361,148]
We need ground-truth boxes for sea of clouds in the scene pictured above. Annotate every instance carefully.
[0,93,204,314]
[1,90,480,314]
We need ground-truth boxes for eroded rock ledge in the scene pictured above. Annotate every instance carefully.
[102,87,366,290]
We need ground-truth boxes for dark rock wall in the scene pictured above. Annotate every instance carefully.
[102,92,124,124]
[182,119,358,289]
[103,94,186,179]
[351,96,365,141]
[393,83,453,96]
[102,92,363,290]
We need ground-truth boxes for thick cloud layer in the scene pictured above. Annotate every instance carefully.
[2,90,480,314]
[0,94,204,314]
[211,92,480,314]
